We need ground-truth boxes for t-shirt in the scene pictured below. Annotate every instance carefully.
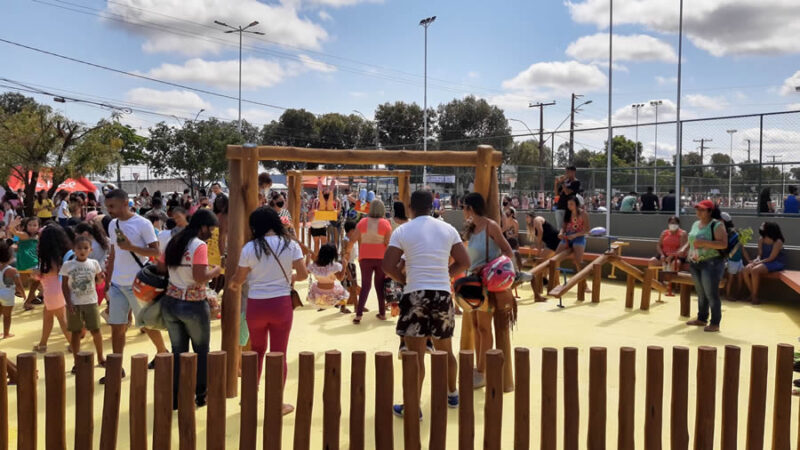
[238,236,303,299]
[108,214,158,286]
[57,200,70,219]
[167,237,208,290]
[34,199,54,218]
[641,193,659,211]
[661,195,676,212]
[727,231,743,262]
[784,195,799,214]
[356,217,392,260]
[388,215,462,294]
[557,178,581,210]
[620,195,637,212]
[158,229,174,253]
[59,258,102,305]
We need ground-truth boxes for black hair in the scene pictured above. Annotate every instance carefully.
[462,192,486,217]
[0,242,11,264]
[563,196,583,226]
[199,188,207,197]
[165,209,218,267]
[758,188,772,213]
[213,193,229,215]
[171,206,187,216]
[566,166,577,172]
[38,225,71,274]
[789,186,798,195]
[248,206,290,261]
[629,191,638,196]
[105,189,128,202]
[668,189,675,194]
[392,201,407,220]
[75,221,109,251]
[409,191,433,216]
[74,235,92,248]
[760,222,784,242]
[151,197,163,209]
[36,190,47,201]
[647,187,654,193]
[315,243,338,267]
[344,220,357,233]
[147,214,162,225]
[101,215,112,236]
[710,205,722,221]
[667,216,681,225]
[153,190,162,198]
[258,173,272,186]
[184,188,190,194]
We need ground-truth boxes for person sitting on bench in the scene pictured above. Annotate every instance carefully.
[742,221,786,305]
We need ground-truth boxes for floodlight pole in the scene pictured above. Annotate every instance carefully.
[420,16,436,187]
[674,0,683,216]
[727,129,737,207]
[215,20,264,135]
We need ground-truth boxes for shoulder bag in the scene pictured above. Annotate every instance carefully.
[265,240,303,309]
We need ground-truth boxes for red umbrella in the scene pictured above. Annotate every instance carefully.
[7,169,97,193]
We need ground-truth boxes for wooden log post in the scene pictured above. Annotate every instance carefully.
[239,351,258,450]
[625,273,635,308]
[178,353,198,450]
[74,352,95,449]
[563,347,579,450]
[679,285,691,318]
[721,345,740,450]
[100,353,123,450]
[221,154,244,398]
[591,263,602,303]
[264,353,284,450]
[206,351,227,450]
[483,349,504,450]
[771,343,793,449]
[153,353,173,450]
[746,345,768,449]
[429,351,448,450]
[618,347,636,450]
[492,300,514,393]
[129,354,148,450]
[540,348,556,450]
[44,352,67,450]
[0,353,6,450]
[588,347,607,450]
[458,351,474,450]
[374,352,394,450]
[460,310,475,352]
[350,351,367,450]
[641,266,656,310]
[514,348,531,450]
[324,351,342,450]
[294,351,315,450]
[644,346,663,450]
[16,353,37,450]
[401,351,421,450]
[670,347,689,450]
[694,346,717,450]
[548,258,560,295]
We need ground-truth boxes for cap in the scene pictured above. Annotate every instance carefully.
[694,199,714,210]
[720,212,732,222]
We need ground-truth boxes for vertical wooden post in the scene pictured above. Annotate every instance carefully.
[401,351,421,450]
[588,347,607,450]
[129,354,148,450]
[746,345,768,450]
[74,351,95,449]
[473,145,494,209]
[429,351,448,450]
[591,263,602,303]
[239,351,258,450]
[641,267,655,310]
[694,346,717,450]
[294,351,315,450]
[618,347,636,450]
[0,353,6,450]
[549,259,560,295]
[100,353,123,450]
[458,350,474,450]
[577,277,586,302]
[293,172,304,246]
[514,348,530,450]
[771,344,793,450]
[625,274,635,308]
[16,353,37,450]
[178,353,198,450]
[324,351,342,450]
[679,285,691,317]
[540,348,557,450]
[460,310,475,351]
[374,352,394,450]
[563,347,580,450]
[398,171,410,212]
[350,351,367,450]
[44,352,66,450]
[153,353,173,450]
[222,153,244,398]
[670,346,689,450]
[264,353,284,450]
[206,351,227,450]
[483,349,504,450]
[721,345,740,450]
[644,346,663,450]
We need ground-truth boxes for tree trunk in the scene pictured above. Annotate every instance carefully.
[24,170,38,217]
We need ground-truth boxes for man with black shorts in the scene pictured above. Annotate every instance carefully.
[383,190,471,418]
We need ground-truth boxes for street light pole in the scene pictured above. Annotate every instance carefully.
[568,94,592,164]
[214,20,264,135]
[727,129,737,207]
[632,103,645,192]
[650,100,663,192]
[419,16,436,187]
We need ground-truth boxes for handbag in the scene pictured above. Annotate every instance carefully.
[265,240,303,310]
[116,219,169,328]
[454,230,491,310]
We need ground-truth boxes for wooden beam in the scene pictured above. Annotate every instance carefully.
[221,157,244,398]
[549,254,610,298]
[287,169,411,177]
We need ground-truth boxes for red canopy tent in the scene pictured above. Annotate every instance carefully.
[7,169,97,193]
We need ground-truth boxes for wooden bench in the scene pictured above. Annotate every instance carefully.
[763,270,800,295]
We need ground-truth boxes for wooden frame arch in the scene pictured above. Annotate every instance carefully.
[222,144,506,397]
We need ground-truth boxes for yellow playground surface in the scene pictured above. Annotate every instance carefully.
[3,279,800,448]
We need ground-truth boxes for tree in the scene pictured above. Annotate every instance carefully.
[709,153,734,179]
[374,101,428,149]
[435,96,511,152]
[260,109,319,172]
[605,135,641,166]
[0,92,37,115]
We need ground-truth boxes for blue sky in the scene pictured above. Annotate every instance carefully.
[3,0,800,164]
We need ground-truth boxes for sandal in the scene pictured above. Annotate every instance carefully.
[376,314,386,321]
[282,403,295,416]
[32,344,47,353]
[353,316,362,324]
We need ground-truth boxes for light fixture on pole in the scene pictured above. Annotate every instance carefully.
[649,99,663,192]
[631,103,645,192]
[568,94,592,163]
[419,15,436,187]
[727,129,737,207]
[214,19,264,135]
[194,108,205,123]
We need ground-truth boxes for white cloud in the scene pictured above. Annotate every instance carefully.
[780,70,800,96]
[298,54,336,73]
[125,88,212,117]
[318,10,333,21]
[685,94,728,111]
[223,108,277,126]
[567,0,800,57]
[656,76,677,85]
[304,0,382,6]
[787,103,800,111]
[349,91,367,98]
[501,61,608,97]
[485,92,539,112]
[610,99,679,123]
[467,71,480,79]
[106,0,329,56]
[566,33,677,63]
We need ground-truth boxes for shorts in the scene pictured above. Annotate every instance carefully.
[561,235,586,248]
[396,290,455,340]
[342,262,358,289]
[726,259,744,275]
[310,227,327,237]
[0,295,13,307]
[107,283,144,326]
[67,303,101,332]
[764,260,785,272]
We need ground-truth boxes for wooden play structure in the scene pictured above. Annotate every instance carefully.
[3,343,798,449]
[222,144,509,396]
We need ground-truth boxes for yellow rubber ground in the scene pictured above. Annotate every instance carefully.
[3,279,799,448]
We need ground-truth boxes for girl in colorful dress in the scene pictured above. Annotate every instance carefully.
[33,225,72,352]
[10,216,41,310]
[306,243,348,310]
[555,196,591,292]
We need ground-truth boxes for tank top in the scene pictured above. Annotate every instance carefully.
[0,266,15,303]
[467,228,501,272]
[761,241,786,265]
[16,239,38,271]
[688,220,721,262]
[540,221,561,249]
[660,230,683,256]
[565,214,584,234]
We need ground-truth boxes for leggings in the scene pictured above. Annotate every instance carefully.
[357,259,386,316]
[246,296,293,383]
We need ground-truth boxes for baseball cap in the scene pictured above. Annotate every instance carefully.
[694,199,714,210]
[720,212,732,222]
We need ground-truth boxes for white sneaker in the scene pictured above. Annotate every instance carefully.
[473,371,486,389]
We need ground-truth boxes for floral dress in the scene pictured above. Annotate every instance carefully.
[307,262,347,308]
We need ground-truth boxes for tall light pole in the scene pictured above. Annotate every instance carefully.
[193,108,205,123]
[674,0,684,216]
[631,103,645,192]
[727,129,737,207]
[568,94,592,163]
[214,20,264,135]
[419,16,436,187]
[650,99,663,193]
[605,0,613,233]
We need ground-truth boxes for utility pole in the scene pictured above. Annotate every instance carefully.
[568,93,592,164]
[726,129,737,208]
[529,100,556,191]
[693,138,712,167]
[214,20,264,135]
[744,138,752,162]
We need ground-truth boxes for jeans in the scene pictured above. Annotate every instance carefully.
[160,295,210,407]
[688,258,725,326]
[247,296,293,383]
[357,259,386,317]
